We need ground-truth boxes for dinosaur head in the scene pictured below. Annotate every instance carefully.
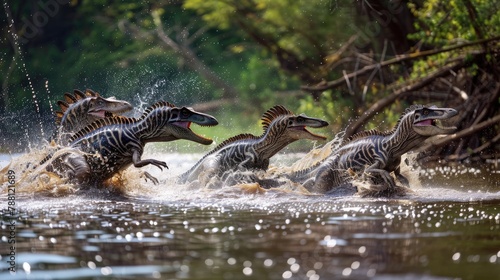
[87,96,133,118]
[261,105,329,142]
[412,105,458,136]
[56,89,133,138]
[284,114,330,141]
[167,107,219,145]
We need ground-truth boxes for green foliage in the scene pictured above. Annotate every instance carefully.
[184,0,356,81]
[407,0,499,84]
[181,0,362,134]
[409,0,500,44]
[2,0,497,152]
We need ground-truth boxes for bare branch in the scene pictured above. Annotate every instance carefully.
[302,36,500,92]
[438,78,468,100]
[342,70,354,96]
[323,35,358,71]
[447,132,500,161]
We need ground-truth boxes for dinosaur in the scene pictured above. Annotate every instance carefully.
[48,101,218,184]
[54,89,133,144]
[286,105,458,195]
[178,105,329,185]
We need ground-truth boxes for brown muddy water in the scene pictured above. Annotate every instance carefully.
[1,150,500,280]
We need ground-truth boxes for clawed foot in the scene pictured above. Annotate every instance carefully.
[142,171,160,185]
[150,160,168,171]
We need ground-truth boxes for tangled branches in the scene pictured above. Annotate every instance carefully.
[302,37,500,163]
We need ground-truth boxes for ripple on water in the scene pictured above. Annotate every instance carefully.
[0,253,76,269]
[351,231,458,239]
[2,152,500,279]
[0,265,174,280]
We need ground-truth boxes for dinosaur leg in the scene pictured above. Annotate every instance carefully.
[302,177,317,191]
[132,150,168,170]
[131,151,168,184]
[309,169,332,193]
[301,167,330,193]
[364,163,397,189]
[64,154,91,183]
[307,164,350,194]
[394,166,410,187]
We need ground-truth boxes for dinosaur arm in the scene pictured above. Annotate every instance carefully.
[132,150,168,171]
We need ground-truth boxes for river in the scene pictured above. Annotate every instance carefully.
[1,149,499,279]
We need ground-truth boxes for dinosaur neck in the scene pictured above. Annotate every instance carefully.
[61,100,93,132]
[254,123,295,160]
[133,110,170,143]
[384,116,425,158]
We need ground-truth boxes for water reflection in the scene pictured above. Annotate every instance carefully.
[1,152,500,279]
[1,197,499,279]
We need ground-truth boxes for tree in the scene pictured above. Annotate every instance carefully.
[303,0,500,162]
[186,0,500,162]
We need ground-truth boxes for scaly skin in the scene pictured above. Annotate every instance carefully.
[178,105,329,185]
[49,101,218,184]
[287,105,458,194]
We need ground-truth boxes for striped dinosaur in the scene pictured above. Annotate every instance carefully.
[54,89,133,144]
[178,105,329,185]
[286,105,458,195]
[48,101,218,184]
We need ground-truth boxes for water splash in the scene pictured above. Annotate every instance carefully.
[104,62,207,111]
[45,79,55,116]
[2,1,45,139]
[0,144,80,196]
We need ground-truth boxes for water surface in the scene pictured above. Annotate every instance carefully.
[1,151,500,279]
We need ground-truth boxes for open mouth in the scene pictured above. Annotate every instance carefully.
[290,126,327,140]
[415,119,456,130]
[173,121,191,129]
[414,119,433,126]
[172,121,213,145]
[89,110,130,118]
[89,110,107,118]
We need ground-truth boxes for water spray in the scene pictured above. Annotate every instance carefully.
[2,0,46,141]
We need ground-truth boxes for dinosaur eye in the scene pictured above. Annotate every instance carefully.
[181,108,190,118]
[422,109,429,116]
[296,116,304,123]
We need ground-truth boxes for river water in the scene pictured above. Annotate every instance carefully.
[1,149,500,279]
